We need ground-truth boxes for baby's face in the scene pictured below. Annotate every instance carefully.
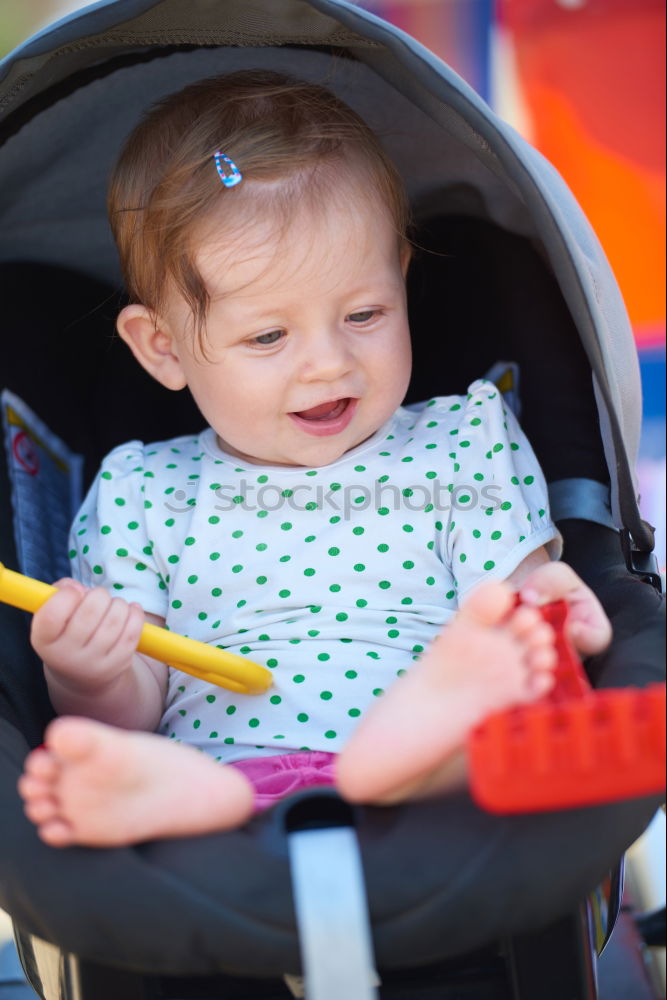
[163,190,412,467]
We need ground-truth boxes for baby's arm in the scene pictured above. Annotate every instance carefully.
[31,579,168,731]
[509,552,612,657]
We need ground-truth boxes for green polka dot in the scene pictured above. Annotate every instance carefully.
[356,598,367,607]
[345,670,358,679]
[280,522,292,531]
[352,526,364,536]
[324,730,337,739]
[336,612,348,622]
[354,563,366,572]
[267,658,278,667]
[378,580,391,589]
[172,599,182,609]
[248,718,260,728]
[187,574,198,584]
[320,690,333,700]
[484,560,496,571]
[226,706,236,716]
[270,695,282,705]
[377,543,389,553]
[297,713,309,723]
[232,564,243,573]
[328,547,340,556]
[348,708,361,718]
[256,575,267,585]
[92,565,103,575]
[491,530,502,540]
[403,560,414,569]
[293,674,305,683]
[304,568,316,577]
[317,653,330,661]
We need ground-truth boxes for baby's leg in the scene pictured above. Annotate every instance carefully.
[336,581,557,804]
[18,718,254,847]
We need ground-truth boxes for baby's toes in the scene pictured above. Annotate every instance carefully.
[37,818,76,848]
[525,669,555,698]
[508,604,544,640]
[17,770,55,803]
[22,792,61,826]
[23,747,59,780]
[524,620,555,656]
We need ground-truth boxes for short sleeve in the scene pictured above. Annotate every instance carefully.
[68,442,168,618]
[442,380,561,598]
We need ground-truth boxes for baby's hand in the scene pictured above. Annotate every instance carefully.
[518,562,612,657]
[30,579,145,693]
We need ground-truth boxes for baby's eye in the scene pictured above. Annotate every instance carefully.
[347,310,378,324]
[252,329,284,346]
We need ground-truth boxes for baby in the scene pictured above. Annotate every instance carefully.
[18,71,611,846]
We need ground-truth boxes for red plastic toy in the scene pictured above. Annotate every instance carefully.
[468,600,666,813]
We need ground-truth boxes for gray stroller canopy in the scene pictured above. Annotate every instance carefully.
[0,0,652,548]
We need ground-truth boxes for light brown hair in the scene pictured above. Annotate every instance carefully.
[108,70,411,343]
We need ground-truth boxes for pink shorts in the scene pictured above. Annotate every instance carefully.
[231,751,337,812]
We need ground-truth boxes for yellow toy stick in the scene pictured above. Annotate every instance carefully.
[0,562,272,695]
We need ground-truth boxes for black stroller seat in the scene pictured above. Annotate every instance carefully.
[0,2,664,998]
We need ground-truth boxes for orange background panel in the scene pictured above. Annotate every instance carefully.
[501,0,666,344]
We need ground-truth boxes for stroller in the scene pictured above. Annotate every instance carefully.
[0,1,664,997]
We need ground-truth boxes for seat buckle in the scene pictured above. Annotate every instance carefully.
[620,529,663,593]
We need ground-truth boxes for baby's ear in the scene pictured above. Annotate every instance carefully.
[116,305,187,391]
[400,241,413,278]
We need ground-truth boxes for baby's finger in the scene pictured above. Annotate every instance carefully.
[568,618,612,657]
[51,578,88,594]
[63,587,114,648]
[520,561,583,606]
[31,586,90,647]
[91,598,142,658]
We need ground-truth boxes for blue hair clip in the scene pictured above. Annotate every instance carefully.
[214,151,242,188]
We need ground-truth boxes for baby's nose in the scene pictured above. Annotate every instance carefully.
[300,330,354,381]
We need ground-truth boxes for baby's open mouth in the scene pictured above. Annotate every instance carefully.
[292,398,350,420]
[288,397,357,437]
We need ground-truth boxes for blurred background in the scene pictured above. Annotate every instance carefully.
[0,0,664,570]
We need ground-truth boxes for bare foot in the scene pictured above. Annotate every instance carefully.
[336,581,557,803]
[18,717,255,847]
